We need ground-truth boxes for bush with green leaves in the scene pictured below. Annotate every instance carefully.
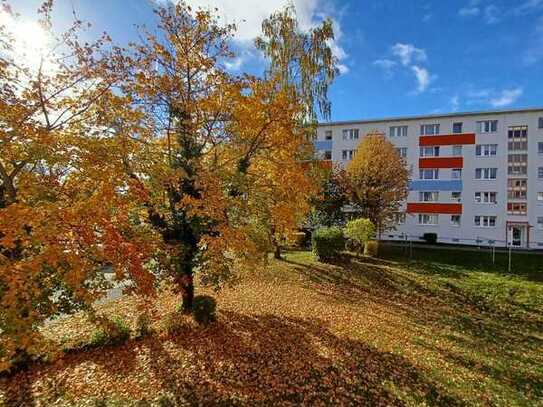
[90,317,131,348]
[344,218,375,251]
[311,226,345,262]
[193,295,217,326]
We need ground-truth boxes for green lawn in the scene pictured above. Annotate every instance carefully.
[1,248,542,406]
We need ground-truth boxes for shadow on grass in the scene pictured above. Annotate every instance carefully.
[282,252,543,383]
[0,311,465,406]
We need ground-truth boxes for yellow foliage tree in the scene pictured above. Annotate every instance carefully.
[345,132,409,233]
[0,1,159,368]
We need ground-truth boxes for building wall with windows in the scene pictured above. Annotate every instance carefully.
[315,107,543,248]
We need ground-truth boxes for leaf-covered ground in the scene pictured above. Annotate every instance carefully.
[1,249,542,406]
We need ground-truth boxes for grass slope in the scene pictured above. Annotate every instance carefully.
[1,249,542,406]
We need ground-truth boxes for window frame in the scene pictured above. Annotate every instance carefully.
[418,214,438,225]
[477,120,498,134]
[450,215,461,227]
[452,122,463,134]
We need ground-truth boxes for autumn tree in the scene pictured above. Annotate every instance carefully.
[306,167,348,228]
[344,132,409,233]
[117,3,317,311]
[256,5,339,123]
[255,5,339,258]
[0,1,158,369]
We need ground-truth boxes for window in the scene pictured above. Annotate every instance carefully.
[475,168,497,179]
[418,214,438,225]
[539,117,543,129]
[420,124,440,135]
[538,217,543,230]
[324,150,332,160]
[342,150,355,160]
[452,122,463,134]
[419,169,439,179]
[508,126,528,151]
[420,146,440,157]
[476,144,497,156]
[419,191,439,202]
[475,192,497,204]
[508,154,528,175]
[452,145,462,156]
[451,215,461,226]
[477,120,498,133]
[507,202,527,215]
[396,147,407,158]
[539,167,543,178]
[508,190,527,200]
[342,129,359,140]
[538,192,543,201]
[508,179,527,200]
[539,142,543,154]
[342,150,348,160]
[390,126,408,137]
[451,191,462,202]
[452,168,462,179]
[395,213,406,225]
[474,216,496,228]
[324,130,332,140]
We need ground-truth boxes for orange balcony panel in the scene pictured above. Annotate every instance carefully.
[419,157,463,168]
[419,133,475,146]
[407,203,462,214]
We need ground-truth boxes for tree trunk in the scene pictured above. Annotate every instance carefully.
[178,245,196,314]
[181,268,194,314]
[273,244,282,260]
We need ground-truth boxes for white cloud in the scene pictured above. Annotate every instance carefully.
[515,0,543,15]
[489,87,523,107]
[450,95,460,111]
[391,43,427,66]
[459,0,481,17]
[224,57,244,71]
[459,6,480,17]
[375,43,434,94]
[523,15,543,64]
[411,65,434,93]
[373,59,396,77]
[176,0,348,73]
[483,5,501,24]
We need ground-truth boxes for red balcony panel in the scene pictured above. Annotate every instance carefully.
[407,203,462,214]
[419,157,463,169]
[419,133,475,146]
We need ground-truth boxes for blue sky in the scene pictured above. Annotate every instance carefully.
[10,0,543,122]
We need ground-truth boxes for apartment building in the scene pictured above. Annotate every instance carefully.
[315,107,543,248]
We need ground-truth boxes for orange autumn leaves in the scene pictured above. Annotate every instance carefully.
[0,1,318,368]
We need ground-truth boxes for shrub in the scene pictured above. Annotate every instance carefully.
[364,240,379,257]
[422,233,438,244]
[135,314,154,338]
[90,317,131,348]
[344,218,375,252]
[163,312,186,336]
[193,295,217,326]
[312,226,345,262]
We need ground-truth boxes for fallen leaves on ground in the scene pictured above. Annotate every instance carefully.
[1,251,541,406]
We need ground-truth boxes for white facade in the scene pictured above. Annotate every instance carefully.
[316,108,543,248]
